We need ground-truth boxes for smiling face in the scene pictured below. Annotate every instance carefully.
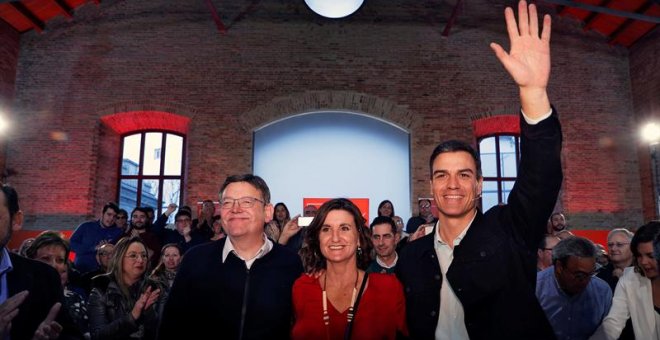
[608,232,633,265]
[636,241,658,279]
[430,151,482,222]
[220,182,273,239]
[275,204,289,223]
[122,242,148,284]
[371,223,399,259]
[378,202,393,217]
[319,209,360,265]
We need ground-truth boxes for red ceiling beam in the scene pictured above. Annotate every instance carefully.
[51,0,73,19]
[204,0,227,34]
[442,0,464,37]
[608,1,655,46]
[583,0,610,31]
[9,1,44,33]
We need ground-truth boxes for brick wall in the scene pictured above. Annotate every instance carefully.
[6,0,649,230]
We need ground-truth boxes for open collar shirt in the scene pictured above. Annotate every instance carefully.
[222,233,273,269]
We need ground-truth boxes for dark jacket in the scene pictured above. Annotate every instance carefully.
[396,111,563,340]
[7,252,83,339]
[158,237,303,340]
[88,274,165,340]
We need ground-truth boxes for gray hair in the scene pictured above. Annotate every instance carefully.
[607,228,633,242]
[552,236,596,267]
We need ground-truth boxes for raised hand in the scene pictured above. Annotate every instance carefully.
[490,0,552,117]
[32,302,63,340]
[131,286,161,321]
[0,290,29,338]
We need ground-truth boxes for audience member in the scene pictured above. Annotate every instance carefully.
[536,237,611,340]
[274,202,291,229]
[367,216,400,274]
[17,236,34,256]
[596,228,634,291]
[158,174,303,339]
[79,243,115,296]
[405,199,437,234]
[70,202,122,274]
[279,204,318,251]
[149,243,182,293]
[26,230,90,338]
[209,215,225,241]
[88,236,164,340]
[192,199,215,240]
[154,209,205,254]
[537,234,561,271]
[125,207,163,269]
[0,184,82,339]
[396,2,562,338]
[594,243,609,269]
[547,212,568,234]
[590,221,660,339]
[115,209,129,233]
[555,229,575,240]
[292,198,407,339]
[377,199,395,218]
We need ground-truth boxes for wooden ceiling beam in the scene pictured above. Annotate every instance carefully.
[543,0,660,23]
[608,1,655,45]
[51,0,73,19]
[583,0,610,30]
[9,1,44,32]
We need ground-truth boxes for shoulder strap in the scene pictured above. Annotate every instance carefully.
[344,272,369,340]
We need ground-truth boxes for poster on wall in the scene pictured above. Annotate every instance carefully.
[303,198,370,226]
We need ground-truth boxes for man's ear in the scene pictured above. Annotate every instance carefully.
[11,210,23,232]
[264,203,274,223]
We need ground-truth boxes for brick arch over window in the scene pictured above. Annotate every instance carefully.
[239,91,419,132]
[100,111,191,134]
[471,114,519,138]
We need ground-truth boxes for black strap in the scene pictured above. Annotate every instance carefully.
[344,272,368,340]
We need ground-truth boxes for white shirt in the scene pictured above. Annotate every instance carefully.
[434,213,477,340]
[222,234,273,269]
[376,252,398,269]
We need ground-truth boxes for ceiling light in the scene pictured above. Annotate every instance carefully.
[304,0,364,19]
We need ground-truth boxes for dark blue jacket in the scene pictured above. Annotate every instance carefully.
[157,237,303,340]
[397,111,563,340]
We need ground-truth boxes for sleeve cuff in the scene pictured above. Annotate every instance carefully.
[521,108,553,125]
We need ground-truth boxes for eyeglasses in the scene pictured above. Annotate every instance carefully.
[607,242,630,248]
[568,269,597,281]
[219,197,264,210]
[124,253,148,261]
[372,234,394,241]
[98,252,113,257]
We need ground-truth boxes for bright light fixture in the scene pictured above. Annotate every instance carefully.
[304,0,364,19]
[642,122,660,145]
[0,115,8,135]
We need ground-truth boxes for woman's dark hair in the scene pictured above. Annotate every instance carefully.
[632,221,660,276]
[274,202,291,225]
[377,200,395,218]
[300,198,373,273]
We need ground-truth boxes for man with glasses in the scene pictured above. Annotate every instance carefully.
[156,209,205,254]
[405,198,437,234]
[536,236,611,339]
[537,234,561,271]
[367,216,401,274]
[158,174,303,340]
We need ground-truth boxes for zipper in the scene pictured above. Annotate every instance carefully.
[238,266,250,340]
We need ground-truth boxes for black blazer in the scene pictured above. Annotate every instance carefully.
[7,252,83,339]
[397,111,563,340]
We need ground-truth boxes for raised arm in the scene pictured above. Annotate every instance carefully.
[490,0,552,118]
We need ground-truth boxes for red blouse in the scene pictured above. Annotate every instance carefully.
[291,273,408,340]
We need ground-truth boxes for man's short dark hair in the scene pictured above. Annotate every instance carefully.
[102,202,120,215]
[370,216,397,235]
[1,185,19,218]
[175,210,192,221]
[131,206,150,217]
[117,209,128,217]
[429,140,482,179]
[220,174,271,204]
[551,236,596,267]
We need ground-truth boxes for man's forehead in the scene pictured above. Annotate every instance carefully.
[372,224,394,234]
[222,181,261,197]
[432,151,477,170]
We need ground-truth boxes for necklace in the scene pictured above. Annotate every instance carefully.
[322,270,359,337]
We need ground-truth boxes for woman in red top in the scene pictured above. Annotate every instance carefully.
[292,198,407,340]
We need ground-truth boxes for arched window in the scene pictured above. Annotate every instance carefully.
[118,131,185,217]
[478,135,520,210]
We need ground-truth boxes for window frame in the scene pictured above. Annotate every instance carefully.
[117,130,186,216]
[477,133,521,207]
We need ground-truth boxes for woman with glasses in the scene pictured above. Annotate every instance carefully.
[88,236,165,340]
[591,222,660,340]
[596,228,634,292]
[291,198,407,339]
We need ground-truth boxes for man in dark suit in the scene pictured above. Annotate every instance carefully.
[0,185,82,339]
[396,1,562,339]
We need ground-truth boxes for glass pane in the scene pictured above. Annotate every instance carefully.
[162,179,181,224]
[479,137,497,177]
[143,133,163,176]
[164,134,183,176]
[141,179,159,210]
[502,180,516,204]
[482,181,499,211]
[499,136,518,178]
[121,134,142,175]
[119,179,138,212]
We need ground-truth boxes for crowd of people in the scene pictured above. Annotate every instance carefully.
[1,1,659,339]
